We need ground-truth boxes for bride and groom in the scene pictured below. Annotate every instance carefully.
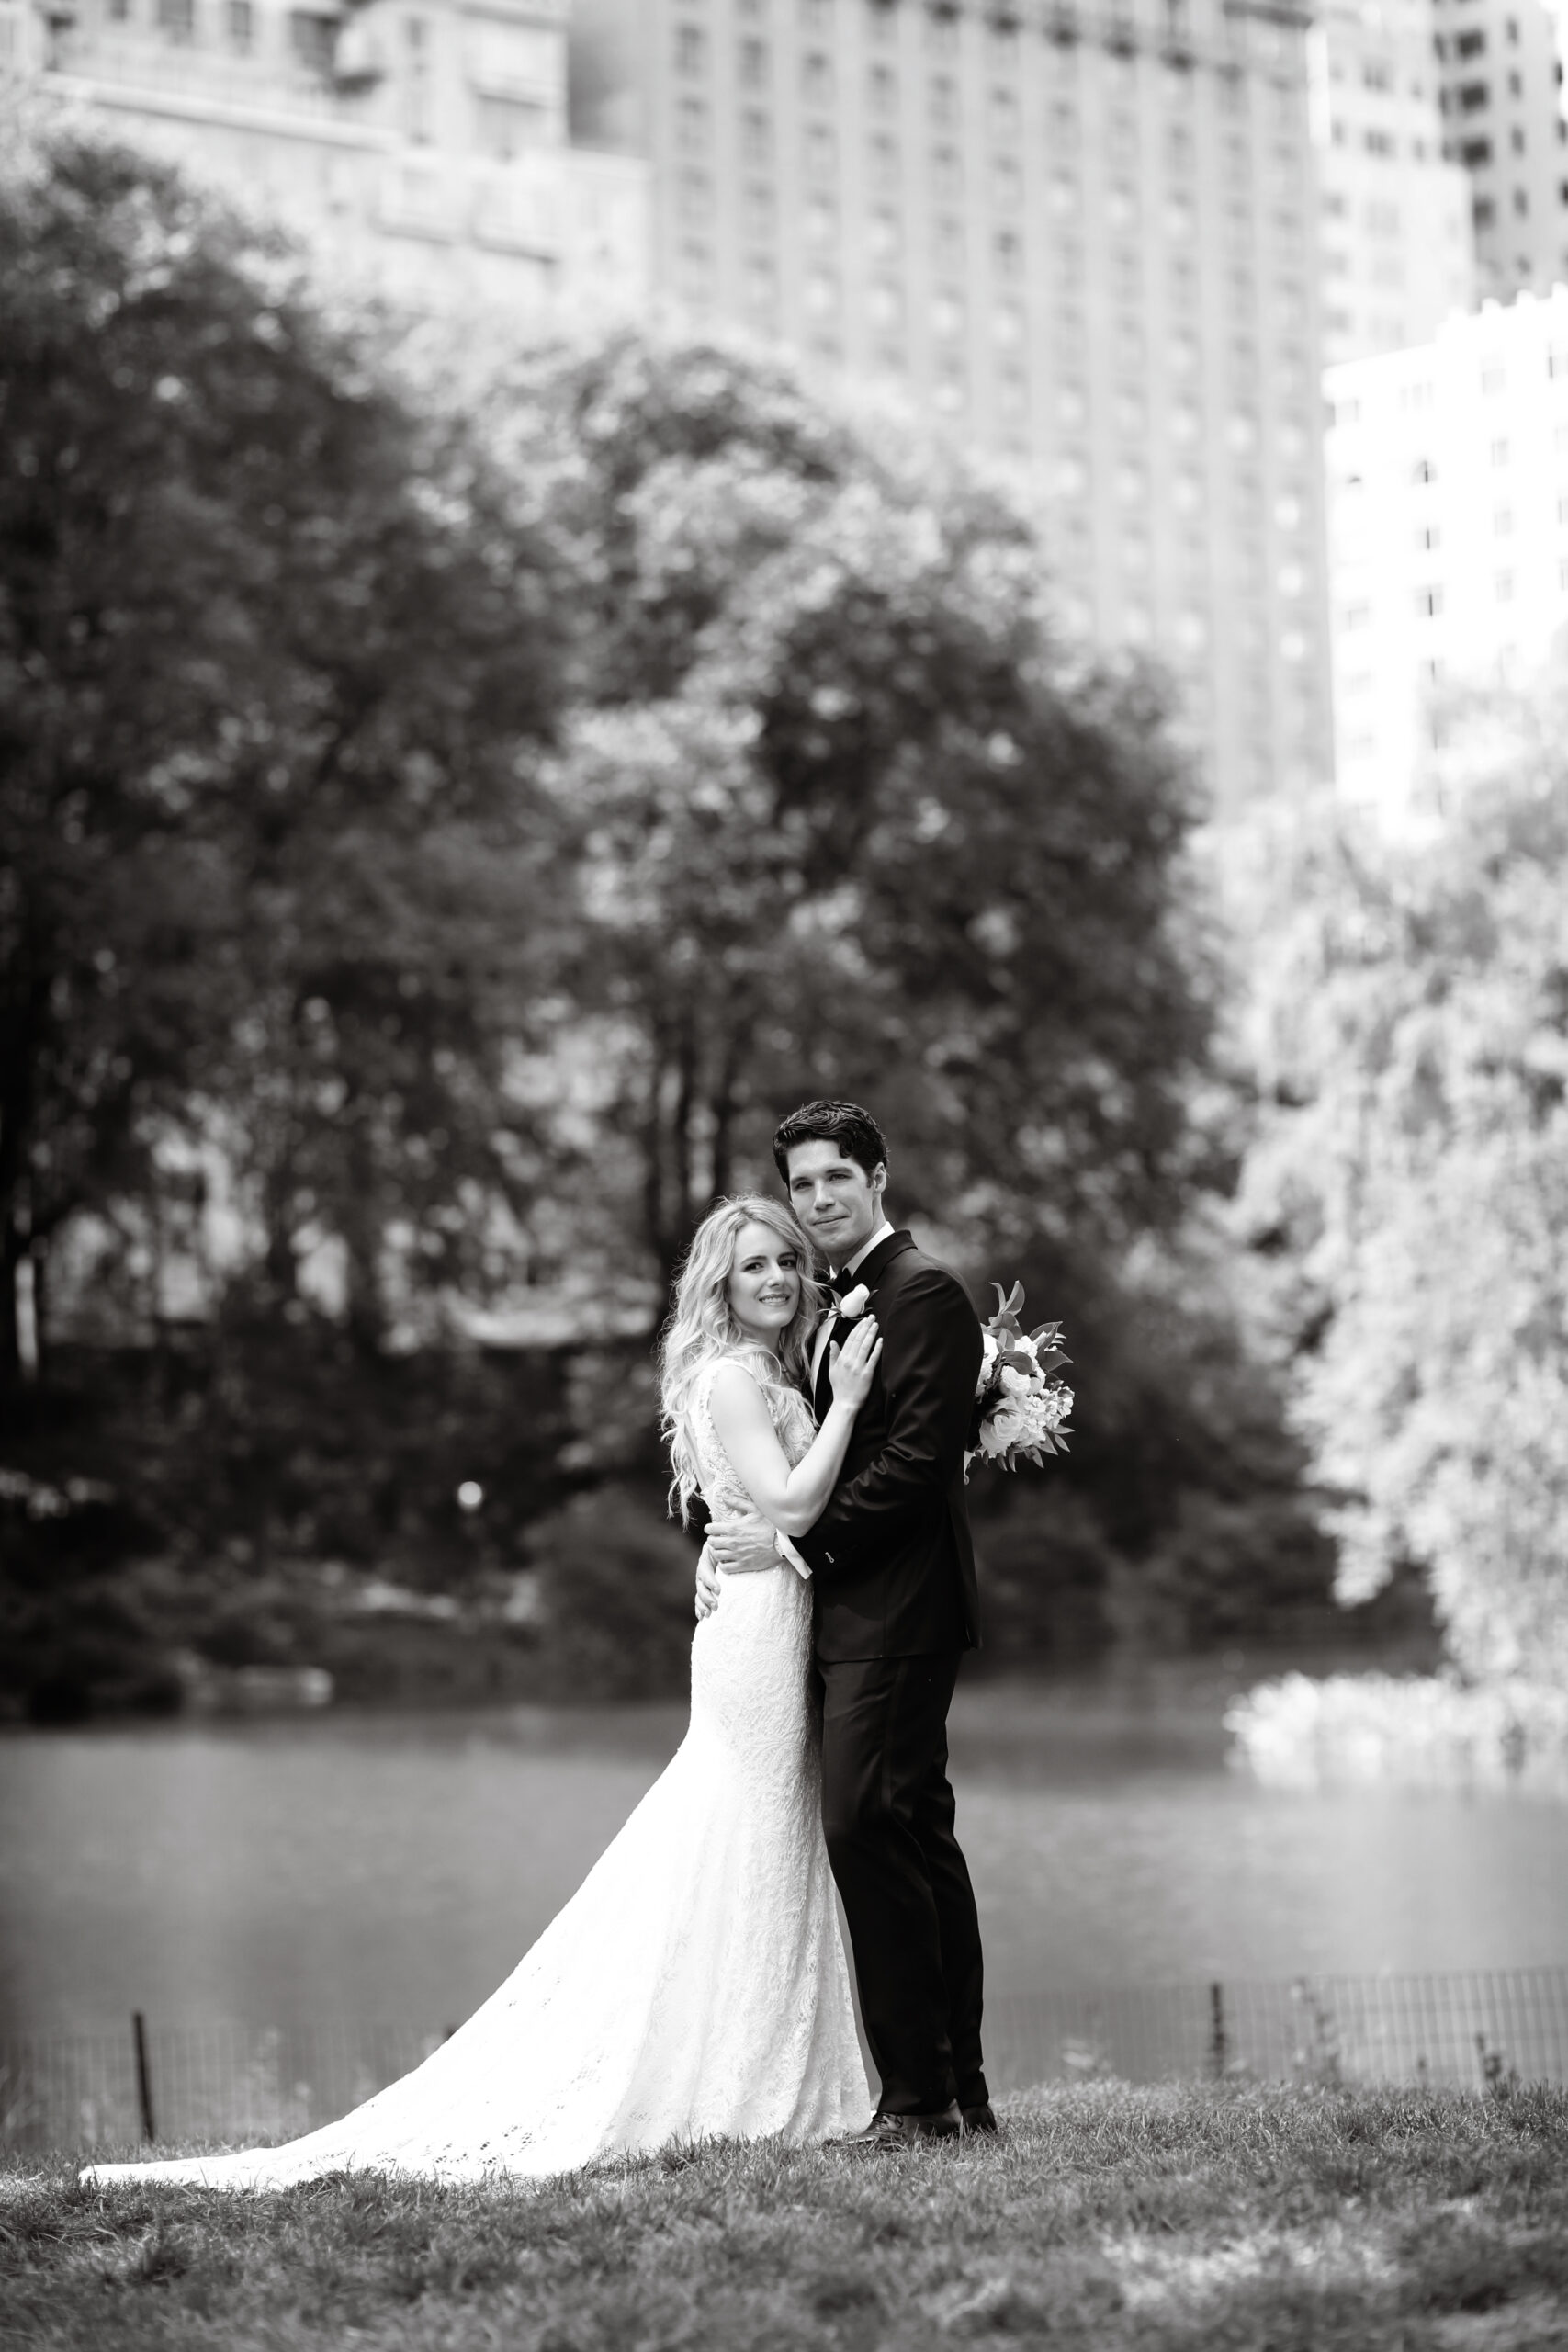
[84,1099,991,2189]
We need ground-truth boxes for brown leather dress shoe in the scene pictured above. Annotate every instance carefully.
[833,2105,964,2151]
[962,2103,998,2135]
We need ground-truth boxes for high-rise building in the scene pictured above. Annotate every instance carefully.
[1314,0,1475,363]
[6,0,648,324]
[1325,285,1568,818]
[581,0,1334,811]
[1433,0,1568,298]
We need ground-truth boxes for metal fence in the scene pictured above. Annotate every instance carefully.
[5,1969,1567,2154]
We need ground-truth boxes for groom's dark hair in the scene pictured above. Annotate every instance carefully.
[773,1100,888,1182]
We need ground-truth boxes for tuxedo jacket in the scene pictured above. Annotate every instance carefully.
[793,1228,983,1662]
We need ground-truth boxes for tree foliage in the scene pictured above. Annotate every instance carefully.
[1,122,1334,1696]
[0,114,562,1374]
[1227,748,1568,1681]
[481,335,1217,1293]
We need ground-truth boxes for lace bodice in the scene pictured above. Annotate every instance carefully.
[685,1354,817,1522]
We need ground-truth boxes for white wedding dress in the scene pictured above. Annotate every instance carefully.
[82,1363,871,2188]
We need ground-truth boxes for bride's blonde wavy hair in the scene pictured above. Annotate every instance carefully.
[659,1193,826,1524]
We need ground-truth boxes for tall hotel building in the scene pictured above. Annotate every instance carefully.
[581,0,1334,809]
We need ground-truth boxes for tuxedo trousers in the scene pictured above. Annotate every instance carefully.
[816,1650,988,2117]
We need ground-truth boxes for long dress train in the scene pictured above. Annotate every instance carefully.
[82,1364,871,2187]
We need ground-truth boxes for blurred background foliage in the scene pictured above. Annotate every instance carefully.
[12,116,1546,1728]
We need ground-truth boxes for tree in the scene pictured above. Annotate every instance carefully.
[1225,744,1568,1681]
[0,111,563,1380]
[491,334,1217,1294]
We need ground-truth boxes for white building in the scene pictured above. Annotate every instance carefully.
[1314,0,1475,363]
[1326,285,1568,817]
[3,0,648,327]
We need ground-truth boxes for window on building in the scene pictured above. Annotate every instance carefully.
[932,288,964,339]
[1495,571,1515,601]
[869,131,898,190]
[739,36,768,89]
[676,23,707,75]
[802,0,832,28]
[677,241,713,300]
[804,122,834,178]
[160,0,195,38]
[1456,28,1486,54]
[1462,139,1493,164]
[803,51,833,106]
[744,109,773,166]
[868,205,899,258]
[1459,83,1489,110]
[868,280,904,330]
[932,146,963,201]
[991,87,1021,141]
[677,168,711,227]
[994,300,1025,348]
[931,74,958,130]
[227,0,253,45]
[993,156,1022,209]
[869,62,897,113]
[744,182,775,239]
[1515,188,1529,215]
[677,97,709,152]
[927,3,958,54]
[994,228,1022,277]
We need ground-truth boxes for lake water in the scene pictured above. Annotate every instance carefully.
[4,1675,1567,2041]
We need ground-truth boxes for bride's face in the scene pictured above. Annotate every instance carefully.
[726,1220,803,1346]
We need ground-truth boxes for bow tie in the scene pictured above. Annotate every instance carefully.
[830,1267,856,1298]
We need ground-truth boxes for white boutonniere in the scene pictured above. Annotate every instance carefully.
[837,1283,871,1319]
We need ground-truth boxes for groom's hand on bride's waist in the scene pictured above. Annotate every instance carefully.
[705,1520,779,1577]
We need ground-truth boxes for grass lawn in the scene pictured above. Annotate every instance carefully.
[4,2085,1568,2351]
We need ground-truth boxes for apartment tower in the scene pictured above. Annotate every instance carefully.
[6,0,648,323]
[582,0,1333,809]
[1314,0,1475,363]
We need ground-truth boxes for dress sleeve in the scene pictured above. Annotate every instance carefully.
[792,1266,981,1580]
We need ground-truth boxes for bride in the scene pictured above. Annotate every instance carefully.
[82,1194,878,2188]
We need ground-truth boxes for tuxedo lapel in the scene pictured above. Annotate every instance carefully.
[812,1229,915,1420]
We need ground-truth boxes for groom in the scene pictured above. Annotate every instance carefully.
[698,1100,993,2147]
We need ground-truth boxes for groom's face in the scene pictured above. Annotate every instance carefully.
[784,1140,886,1267]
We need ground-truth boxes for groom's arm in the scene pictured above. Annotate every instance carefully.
[792,1268,980,1580]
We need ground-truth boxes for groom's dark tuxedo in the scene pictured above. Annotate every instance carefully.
[793,1227,989,2121]
[802,1229,982,1662]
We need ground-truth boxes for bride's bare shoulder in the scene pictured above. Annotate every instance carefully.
[705,1356,780,1438]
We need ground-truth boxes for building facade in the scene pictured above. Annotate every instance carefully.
[6,0,648,325]
[1314,0,1475,364]
[1433,0,1568,299]
[1325,286,1568,816]
[584,0,1334,810]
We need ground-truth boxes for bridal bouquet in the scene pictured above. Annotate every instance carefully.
[966,1282,1073,1478]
